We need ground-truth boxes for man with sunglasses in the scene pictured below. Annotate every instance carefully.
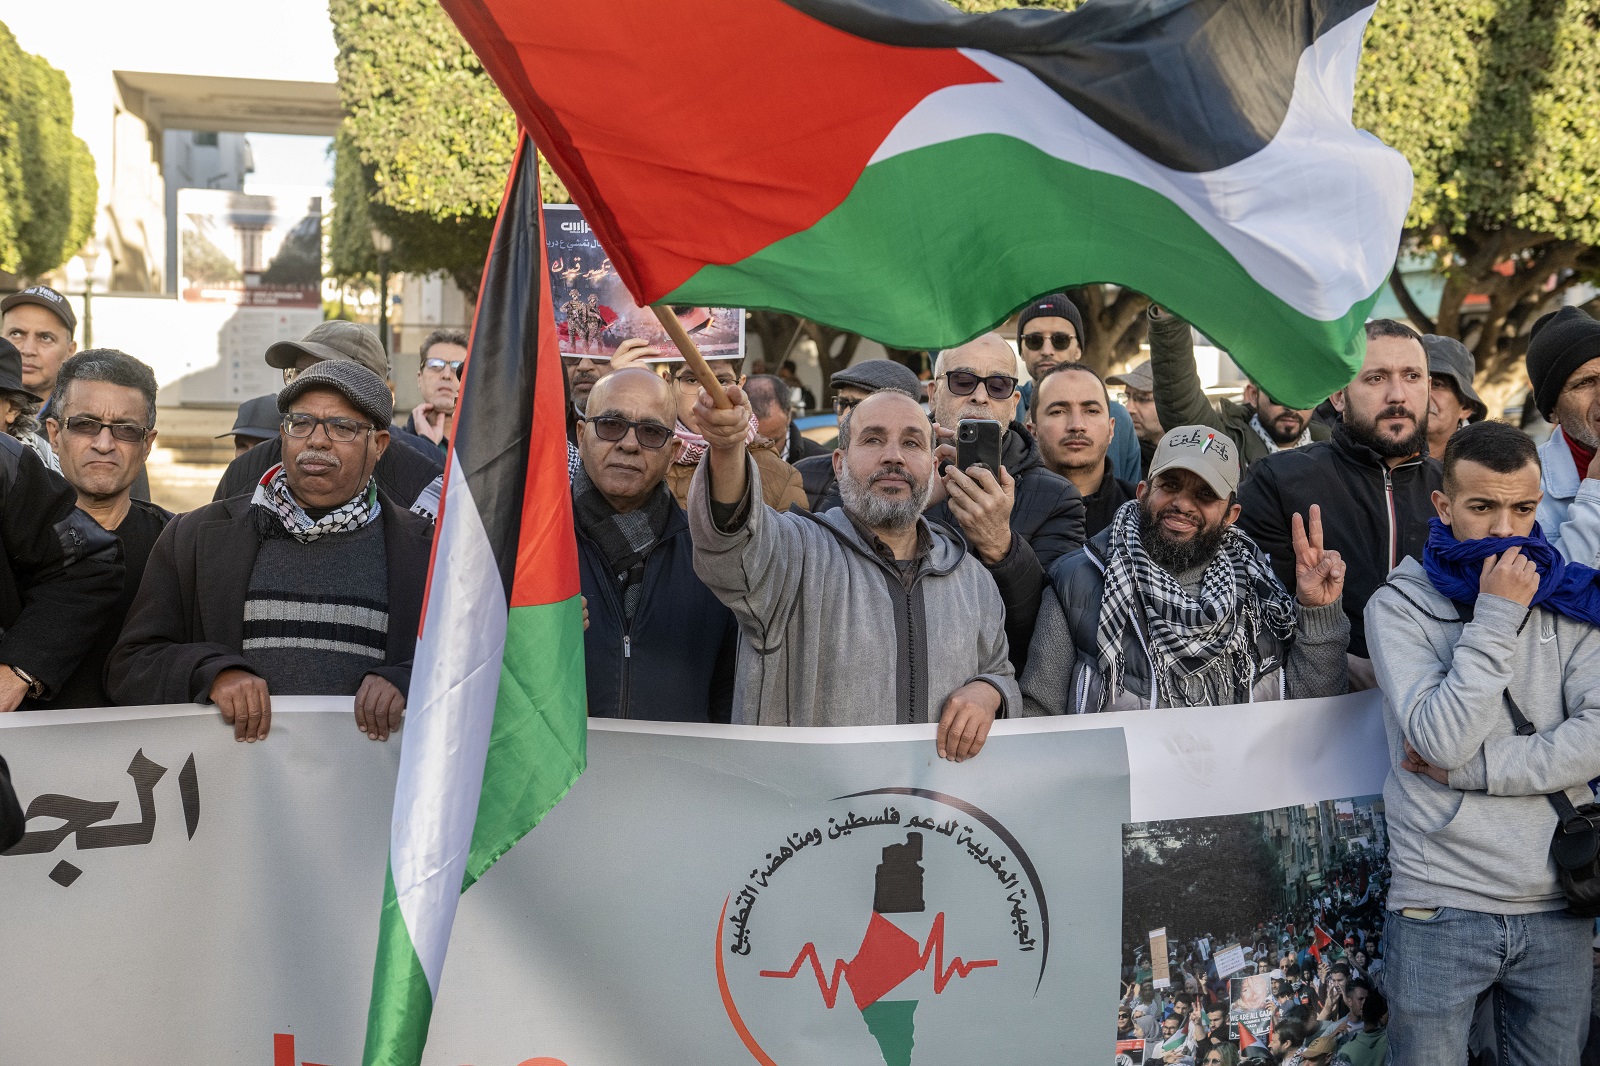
[407,328,467,448]
[575,369,737,722]
[1014,294,1144,484]
[110,361,433,744]
[1147,305,1330,473]
[213,320,443,511]
[40,349,172,707]
[926,333,1086,669]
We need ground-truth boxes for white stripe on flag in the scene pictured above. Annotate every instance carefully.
[868,7,1410,322]
[390,451,509,996]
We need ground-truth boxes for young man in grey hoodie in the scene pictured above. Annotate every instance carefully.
[688,384,1018,761]
[1366,420,1600,1065]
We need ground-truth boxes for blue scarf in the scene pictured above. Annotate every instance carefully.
[1421,517,1600,626]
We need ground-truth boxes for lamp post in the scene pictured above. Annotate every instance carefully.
[370,226,393,358]
[77,245,101,349]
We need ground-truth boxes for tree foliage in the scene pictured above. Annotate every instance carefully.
[1121,816,1283,957]
[1355,0,1600,392]
[0,22,97,279]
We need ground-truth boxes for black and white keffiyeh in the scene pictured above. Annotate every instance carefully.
[251,463,381,543]
[1095,499,1298,708]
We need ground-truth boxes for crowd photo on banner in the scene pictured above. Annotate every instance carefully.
[8,0,1600,1061]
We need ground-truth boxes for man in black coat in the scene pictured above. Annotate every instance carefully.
[574,369,737,722]
[1236,319,1439,685]
[0,339,124,711]
[109,362,433,741]
[0,753,21,851]
[212,320,443,507]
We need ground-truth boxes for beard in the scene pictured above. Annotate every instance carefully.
[1345,403,1427,458]
[838,459,932,532]
[1138,496,1229,573]
[1260,407,1308,446]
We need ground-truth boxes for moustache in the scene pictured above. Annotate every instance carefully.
[294,448,341,470]
[869,464,919,487]
[1377,405,1416,423]
[1056,431,1092,446]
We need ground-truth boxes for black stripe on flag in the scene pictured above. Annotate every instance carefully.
[452,135,545,600]
[781,0,1370,173]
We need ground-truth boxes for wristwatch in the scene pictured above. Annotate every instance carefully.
[10,665,44,699]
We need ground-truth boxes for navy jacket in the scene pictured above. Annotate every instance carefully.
[577,500,737,723]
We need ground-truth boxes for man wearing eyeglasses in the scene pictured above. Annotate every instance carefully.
[110,361,433,744]
[41,349,172,707]
[926,333,1086,669]
[574,369,737,722]
[1014,294,1144,484]
[212,320,444,511]
[407,328,467,448]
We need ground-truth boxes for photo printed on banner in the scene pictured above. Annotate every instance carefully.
[543,203,745,361]
[1114,795,1389,1062]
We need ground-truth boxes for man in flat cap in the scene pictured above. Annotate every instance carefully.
[212,319,443,508]
[109,361,433,743]
[1526,306,1600,563]
[1422,334,1487,462]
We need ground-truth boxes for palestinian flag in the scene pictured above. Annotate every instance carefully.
[1310,923,1335,961]
[362,138,586,1065]
[441,0,1412,408]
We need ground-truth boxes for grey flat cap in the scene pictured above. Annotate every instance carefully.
[829,358,923,400]
[278,359,395,428]
[1422,335,1487,422]
[265,320,389,378]
[1106,359,1154,393]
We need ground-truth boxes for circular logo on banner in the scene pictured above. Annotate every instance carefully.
[716,788,1050,1065]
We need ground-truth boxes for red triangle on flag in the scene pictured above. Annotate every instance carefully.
[1238,1022,1259,1048]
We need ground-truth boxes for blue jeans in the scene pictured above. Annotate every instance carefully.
[1383,906,1593,1066]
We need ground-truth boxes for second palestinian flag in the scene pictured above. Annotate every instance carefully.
[443,0,1411,408]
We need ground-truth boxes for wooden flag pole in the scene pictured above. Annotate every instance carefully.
[651,304,732,409]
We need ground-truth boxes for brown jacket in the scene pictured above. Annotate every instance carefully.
[667,441,808,513]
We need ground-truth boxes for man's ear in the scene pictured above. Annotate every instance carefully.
[832,447,845,480]
[1431,488,1452,525]
[1223,500,1243,528]
[1330,388,1347,415]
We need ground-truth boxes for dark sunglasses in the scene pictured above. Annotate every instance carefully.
[63,415,150,443]
[424,357,464,375]
[1021,331,1076,352]
[833,395,864,416]
[282,413,373,443]
[587,415,674,450]
[942,370,1017,400]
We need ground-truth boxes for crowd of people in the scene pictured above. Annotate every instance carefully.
[3,275,1600,1062]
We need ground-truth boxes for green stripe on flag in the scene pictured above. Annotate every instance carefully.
[665,134,1381,410]
[465,594,588,887]
[363,865,434,1066]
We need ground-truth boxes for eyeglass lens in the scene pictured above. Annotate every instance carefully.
[591,416,673,449]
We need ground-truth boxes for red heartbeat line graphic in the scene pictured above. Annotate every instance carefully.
[760,912,997,1010]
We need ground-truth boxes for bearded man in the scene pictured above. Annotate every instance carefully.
[688,386,1018,761]
[1021,425,1350,713]
[1237,319,1439,685]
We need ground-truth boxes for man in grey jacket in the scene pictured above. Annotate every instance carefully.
[688,384,1019,761]
[1367,421,1600,1065]
[1021,425,1350,713]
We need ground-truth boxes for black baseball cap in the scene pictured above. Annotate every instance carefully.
[216,394,281,442]
[0,338,43,402]
[1,285,76,335]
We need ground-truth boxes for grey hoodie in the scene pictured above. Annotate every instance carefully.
[689,455,1019,727]
[1366,556,1600,913]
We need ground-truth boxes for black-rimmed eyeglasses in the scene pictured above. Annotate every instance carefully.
[63,416,151,443]
[282,413,373,443]
[585,415,674,450]
[942,370,1017,400]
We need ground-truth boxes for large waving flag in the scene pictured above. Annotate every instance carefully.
[442,0,1412,408]
[362,138,586,1065]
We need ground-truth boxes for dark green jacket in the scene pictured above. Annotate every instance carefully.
[1147,308,1329,471]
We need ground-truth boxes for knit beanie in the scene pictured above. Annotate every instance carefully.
[1017,293,1085,343]
[1528,306,1600,419]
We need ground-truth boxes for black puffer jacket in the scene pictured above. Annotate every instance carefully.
[0,436,124,699]
[1236,421,1441,658]
[815,421,1084,670]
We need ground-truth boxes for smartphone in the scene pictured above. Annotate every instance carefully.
[956,419,1004,475]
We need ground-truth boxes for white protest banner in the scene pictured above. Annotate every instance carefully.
[0,692,1386,1064]
[1213,942,1248,979]
[1149,927,1171,989]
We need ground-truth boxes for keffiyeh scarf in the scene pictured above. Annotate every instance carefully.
[673,416,761,466]
[1249,411,1310,453]
[251,463,381,543]
[1096,500,1298,708]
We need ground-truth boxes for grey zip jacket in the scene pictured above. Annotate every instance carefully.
[1367,557,1600,913]
[688,455,1019,727]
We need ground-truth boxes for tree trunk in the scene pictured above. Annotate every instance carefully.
[1071,285,1152,373]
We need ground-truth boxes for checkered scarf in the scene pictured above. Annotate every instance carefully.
[673,416,761,466]
[1095,500,1297,708]
[251,463,381,543]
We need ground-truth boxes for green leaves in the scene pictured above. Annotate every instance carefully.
[0,22,97,278]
